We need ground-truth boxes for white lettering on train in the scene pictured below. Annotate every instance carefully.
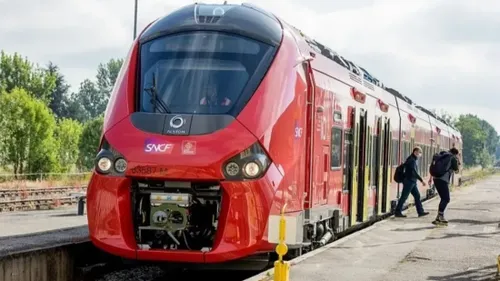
[145,143,173,153]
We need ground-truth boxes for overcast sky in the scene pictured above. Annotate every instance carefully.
[1,0,499,131]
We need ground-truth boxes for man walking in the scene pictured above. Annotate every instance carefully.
[428,148,460,224]
[394,146,429,218]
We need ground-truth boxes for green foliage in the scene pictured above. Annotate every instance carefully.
[55,118,83,172]
[65,58,124,123]
[0,88,59,176]
[478,148,494,169]
[96,58,123,95]
[72,79,102,121]
[78,116,104,170]
[0,51,124,175]
[452,114,499,168]
[46,62,71,118]
[0,51,57,104]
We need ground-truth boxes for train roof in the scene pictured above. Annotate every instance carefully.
[141,2,459,138]
[139,3,283,47]
[274,13,459,134]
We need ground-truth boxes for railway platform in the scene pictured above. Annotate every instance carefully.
[247,174,500,281]
[0,206,87,237]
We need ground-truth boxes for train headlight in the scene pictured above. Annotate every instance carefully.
[225,162,240,176]
[97,157,112,173]
[222,142,271,180]
[114,158,128,173]
[94,138,127,175]
[243,161,261,178]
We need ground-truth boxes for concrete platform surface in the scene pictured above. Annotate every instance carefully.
[286,175,500,281]
[0,206,88,237]
[0,225,89,258]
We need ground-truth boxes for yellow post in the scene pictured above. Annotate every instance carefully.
[496,255,500,276]
[274,204,290,281]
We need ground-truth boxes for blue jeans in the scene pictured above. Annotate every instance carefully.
[395,179,425,215]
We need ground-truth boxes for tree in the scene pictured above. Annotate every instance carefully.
[454,114,499,168]
[46,62,71,118]
[496,142,500,160]
[0,51,56,104]
[96,58,123,96]
[63,58,124,123]
[479,119,498,156]
[55,118,83,172]
[78,116,104,170]
[478,148,494,169]
[0,88,59,177]
[66,79,105,123]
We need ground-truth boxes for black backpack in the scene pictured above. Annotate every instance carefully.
[393,162,405,183]
[429,152,452,177]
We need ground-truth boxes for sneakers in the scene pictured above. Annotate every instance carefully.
[434,214,448,223]
[432,214,448,225]
[418,211,430,217]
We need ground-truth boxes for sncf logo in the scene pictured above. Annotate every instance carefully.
[144,138,174,154]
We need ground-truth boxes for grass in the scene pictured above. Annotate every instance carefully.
[0,172,91,189]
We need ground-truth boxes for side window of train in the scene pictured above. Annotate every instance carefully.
[402,141,407,159]
[425,146,429,176]
[392,140,399,165]
[331,127,343,169]
[420,145,429,177]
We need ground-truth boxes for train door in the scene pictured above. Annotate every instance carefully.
[375,118,382,215]
[303,62,328,209]
[343,126,353,220]
[346,107,358,227]
[356,109,368,222]
[315,90,329,206]
[381,119,391,213]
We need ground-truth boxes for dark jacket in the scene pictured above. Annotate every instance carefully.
[432,151,459,183]
[404,154,423,183]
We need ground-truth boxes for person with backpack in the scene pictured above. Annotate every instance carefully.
[428,148,460,225]
[394,146,429,218]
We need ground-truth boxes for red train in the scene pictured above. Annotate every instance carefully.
[86,2,463,268]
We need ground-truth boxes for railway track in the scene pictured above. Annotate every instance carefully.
[0,186,86,212]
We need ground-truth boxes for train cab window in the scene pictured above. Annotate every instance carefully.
[331,127,343,169]
[138,31,275,115]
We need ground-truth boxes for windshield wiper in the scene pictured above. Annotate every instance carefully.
[144,72,170,113]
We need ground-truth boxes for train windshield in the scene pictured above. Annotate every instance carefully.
[139,31,274,115]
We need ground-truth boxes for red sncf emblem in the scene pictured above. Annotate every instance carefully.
[182,141,196,155]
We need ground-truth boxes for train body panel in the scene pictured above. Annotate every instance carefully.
[86,2,463,266]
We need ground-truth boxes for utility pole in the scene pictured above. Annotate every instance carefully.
[133,0,138,39]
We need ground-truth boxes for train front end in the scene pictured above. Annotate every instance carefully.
[86,3,285,264]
